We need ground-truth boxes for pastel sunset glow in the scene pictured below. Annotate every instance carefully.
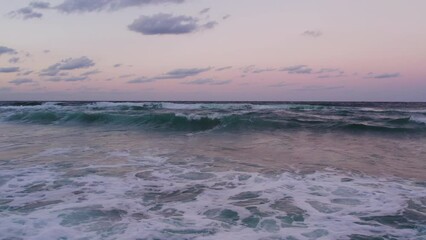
[1,0,426,101]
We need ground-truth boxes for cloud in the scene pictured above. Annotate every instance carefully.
[128,67,211,83]
[41,56,95,76]
[8,57,20,64]
[119,74,135,78]
[241,65,256,74]
[56,0,185,13]
[81,69,101,76]
[240,65,278,74]
[302,30,322,38]
[215,66,232,71]
[317,74,345,79]
[269,82,291,87]
[297,85,344,91]
[127,77,155,84]
[64,76,88,81]
[222,15,231,20]
[280,65,312,74]
[47,76,88,82]
[199,8,210,15]
[9,7,43,20]
[315,68,345,78]
[252,68,276,74]
[367,72,401,79]
[159,67,211,79]
[0,67,20,73]
[183,78,231,85]
[316,68,340,74]
[19,70,34,76]
[11,0,183,21]
[30,1,51,9]
[128,13,217,35]
[9,78,34,85]
[0,46,17,56]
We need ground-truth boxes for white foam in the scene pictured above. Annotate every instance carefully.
[1,164,425,240]
[411,115,426,124]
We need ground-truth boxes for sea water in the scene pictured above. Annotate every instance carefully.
[0,102,425,240]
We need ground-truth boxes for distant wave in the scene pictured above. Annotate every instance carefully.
[1,102,425,133]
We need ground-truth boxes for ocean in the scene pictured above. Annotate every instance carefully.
[0,101,425,240]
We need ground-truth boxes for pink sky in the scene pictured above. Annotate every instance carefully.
[1,0,426,101]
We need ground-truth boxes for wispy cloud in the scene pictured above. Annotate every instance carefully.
[9,78,34,85]
[280,65,312,74]
[8,57,20,64]
[297,85,344,91]
[160,68,211,79]
[301,30,322,38]
[252,68,276,74]
[128,67,211,83]
[40,56,95,76]
[128,14,217,35]
[366,72,401,79]
[238,65,276,74]
[0,46,17,56]
[215,66,232,71]
[30,2,51,9]
[222,15,231,20]
[316,68,345,78]
[56,0,185,13]
[269,82,292,88]
[183,78,231,85]
[0,67,20,73]
[8,6,44,20]
[127,77,155,84]
[120,74,135,79]
[19,70,34,76]
[199,8,210,15]
[241,65,256,74]
[47,76,88,82]
[81,69,101,76]
[11,0,185,20]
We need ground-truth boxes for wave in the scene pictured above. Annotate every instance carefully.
[2,108,426,133]
[4,111,223,131]
[1,102,425,133]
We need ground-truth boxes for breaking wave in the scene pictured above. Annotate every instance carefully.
[0,101,425,133]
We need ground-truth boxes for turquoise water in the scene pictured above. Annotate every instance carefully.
[0,102,425,240]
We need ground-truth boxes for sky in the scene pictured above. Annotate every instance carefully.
[0,0,426,101]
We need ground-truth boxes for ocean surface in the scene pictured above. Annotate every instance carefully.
[0,101,425,240]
